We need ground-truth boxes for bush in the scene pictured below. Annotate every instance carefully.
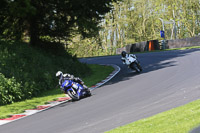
[0,40,91,105]
[0,73,23,105]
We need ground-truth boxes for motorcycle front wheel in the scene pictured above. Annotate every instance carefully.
[67,90,80,101]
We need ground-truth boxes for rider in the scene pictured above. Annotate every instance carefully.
[121,51,142,70]
[121,51,137,64]
[56,71,89,90]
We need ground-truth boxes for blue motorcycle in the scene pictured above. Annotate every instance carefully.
[61,79,91,101]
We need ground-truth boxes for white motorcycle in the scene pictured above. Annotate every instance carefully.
[122,55,142,73]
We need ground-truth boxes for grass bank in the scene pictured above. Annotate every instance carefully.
[0,64,114,119]
[0,40,90,105]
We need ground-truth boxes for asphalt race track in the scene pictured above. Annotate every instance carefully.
[1,49,200,133]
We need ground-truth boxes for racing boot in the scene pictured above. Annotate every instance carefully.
[83,84,91,96]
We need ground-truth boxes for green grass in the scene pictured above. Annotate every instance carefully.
[84,64,114,86]
[0,64,114,119]
[0,40,92,105]
[106,100,200,133]
[0,89,65,119]
[105,46,200,133]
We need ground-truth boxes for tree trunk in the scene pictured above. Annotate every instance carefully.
[29,17,39,46]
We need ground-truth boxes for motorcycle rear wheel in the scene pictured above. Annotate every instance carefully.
[131,63,141,73]
[85,89,92,97]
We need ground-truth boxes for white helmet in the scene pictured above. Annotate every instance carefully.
[56,71,63,78]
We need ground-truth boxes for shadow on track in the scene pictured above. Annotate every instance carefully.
[104,49,200,86]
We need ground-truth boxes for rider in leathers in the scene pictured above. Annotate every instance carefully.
[56,71,89,91]
[121,51,137,64]
[121,51,142,70]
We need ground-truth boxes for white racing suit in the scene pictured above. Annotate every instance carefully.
[121,54,137,64]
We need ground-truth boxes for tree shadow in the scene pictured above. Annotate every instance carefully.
[104,49,200,86]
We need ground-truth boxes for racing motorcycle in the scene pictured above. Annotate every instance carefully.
[60,79,91,101]
[122,55,142,73]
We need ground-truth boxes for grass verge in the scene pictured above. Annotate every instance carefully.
[0,64,114,119]
[106,46,200,133]
[106,99,200,133]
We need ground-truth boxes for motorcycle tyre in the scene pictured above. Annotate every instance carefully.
[131,63,141,73]
[85,89,92,97]
[67,90,80,101]
[138,64,143,71]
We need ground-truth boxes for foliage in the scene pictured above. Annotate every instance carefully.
[67,35,113,57]
[103,0,200,44]
[68,0,200,57]
[0,0,120,46]
[0,73,23,105]
[0,40,91,105]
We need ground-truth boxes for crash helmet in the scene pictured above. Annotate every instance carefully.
[121,51,127,57]
[56,71,63,78]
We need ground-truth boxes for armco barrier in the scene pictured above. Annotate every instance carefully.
[167,36,200,49]
[116,36,200,54]
[116,40,160,54]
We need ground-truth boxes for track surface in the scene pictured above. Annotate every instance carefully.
[1,49,200,133]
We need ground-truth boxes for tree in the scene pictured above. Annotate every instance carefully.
[0,0,120,46]
[65,0,200,57]
[0,0,35,40]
